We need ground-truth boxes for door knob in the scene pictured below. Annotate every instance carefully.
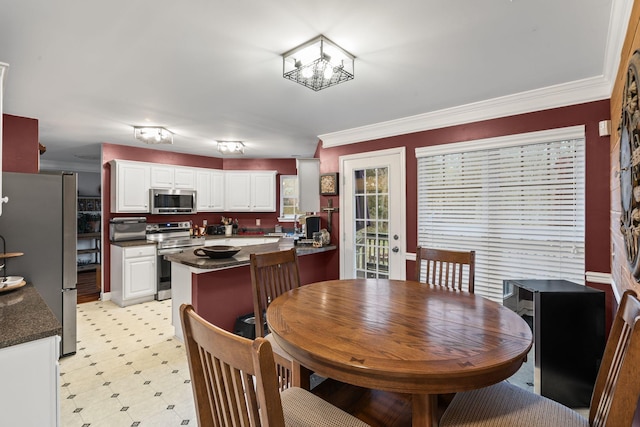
[392,246,399,253]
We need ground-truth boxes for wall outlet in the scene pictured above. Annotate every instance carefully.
[256,219,261,226]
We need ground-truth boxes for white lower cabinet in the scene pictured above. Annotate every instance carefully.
[111,244,157,307]
[0,336,60,426]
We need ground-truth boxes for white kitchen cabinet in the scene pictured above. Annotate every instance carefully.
[150,165,174,189]
[195,168,224,211]
[111,244,157,307]
[251,171,277,211]
[0,336,60,427]
[224,170,276,212]
[151,165,196,190]
[110,160,151,213]
[174,167,196,189]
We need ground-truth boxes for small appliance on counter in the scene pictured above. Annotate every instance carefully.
[305,215,321,239]
[206,224,227,235]
[109,217,147,242]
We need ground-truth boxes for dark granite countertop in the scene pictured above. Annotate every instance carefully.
[164,242,336,270]
[110,239,157,248]
[0,283,61,349]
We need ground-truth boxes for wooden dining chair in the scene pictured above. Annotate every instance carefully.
[180,304,370,427]
[440,289,640,427]
[250,248,309,390]
[415,246,475,293]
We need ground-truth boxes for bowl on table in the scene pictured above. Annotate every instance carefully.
[193,245,241,259]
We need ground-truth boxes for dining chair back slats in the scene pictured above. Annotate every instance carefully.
[589,290,640,427]
[415,247,475,293]
[181,303,372,427]
[250,248,302,390]
[181,304,285,427]
[250,249,301,339]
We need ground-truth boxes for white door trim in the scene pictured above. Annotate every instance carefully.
[339,147,407,279]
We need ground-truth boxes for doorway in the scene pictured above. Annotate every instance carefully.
[339,148,406,280]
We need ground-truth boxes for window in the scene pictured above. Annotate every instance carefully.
[279,175,304,220]
[416,126,585,302]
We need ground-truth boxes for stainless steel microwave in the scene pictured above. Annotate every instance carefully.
[150,189,197,214]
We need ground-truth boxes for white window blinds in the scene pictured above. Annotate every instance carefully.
[416,126,585,302]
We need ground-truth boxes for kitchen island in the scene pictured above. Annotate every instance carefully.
[0,283,62,426]
[165,239,337,341]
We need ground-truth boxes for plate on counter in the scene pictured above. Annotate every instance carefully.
[193,245,241,259]
[0,276,26,293]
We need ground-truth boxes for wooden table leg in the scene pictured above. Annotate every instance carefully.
[412,393,438,427]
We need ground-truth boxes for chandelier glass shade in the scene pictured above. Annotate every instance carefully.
[133,126,173,144]
[217,141,245,155]
[283,35,355,91]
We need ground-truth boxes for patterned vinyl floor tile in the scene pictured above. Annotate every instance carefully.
[60,299,197,426]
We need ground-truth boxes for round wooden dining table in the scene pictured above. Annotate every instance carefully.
[266,279,533,427]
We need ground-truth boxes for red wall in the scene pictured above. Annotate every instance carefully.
[193,250,338,331]
[316,99,612,310]
[2,114,39,173]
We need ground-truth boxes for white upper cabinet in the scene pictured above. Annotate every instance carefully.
[296,158,320,213]
[251,171,277,212]
[195,168,224,212]
[224,171,276,212]
[174,167,196,189]
[110,160,151,213]
[150,165,195,189]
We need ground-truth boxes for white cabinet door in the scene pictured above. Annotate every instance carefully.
[151,166,195,190]
[0,336,60,427]
[224,171,276,212]
[196,169,225,211]
[225,172,252,211]
[123,246,156,300]
[111,160,151,213]
[150,165,174,189]
[210,170,224,211]
[174,167,196,189]
[252,171,276,212]
[195,169,212,211]
[111,244,156,307]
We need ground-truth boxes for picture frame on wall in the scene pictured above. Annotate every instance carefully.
[320,173,339,196]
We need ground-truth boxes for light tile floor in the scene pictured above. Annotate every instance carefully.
[59,299,197,426]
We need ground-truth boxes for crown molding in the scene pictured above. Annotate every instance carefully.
[320,0,632,148]
[321,76,610,148]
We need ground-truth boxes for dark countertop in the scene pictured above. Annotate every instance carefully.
[110,239,157,247]
[165,242,336,270]
[0,283,62,349]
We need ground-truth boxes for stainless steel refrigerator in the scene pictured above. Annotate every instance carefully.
[0,171,77,356]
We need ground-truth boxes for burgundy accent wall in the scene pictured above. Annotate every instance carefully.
[2,114,39,173]
[317,100,612,315]
[191,250,337,331]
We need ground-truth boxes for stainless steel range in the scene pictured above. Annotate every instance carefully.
[146,221,204,300]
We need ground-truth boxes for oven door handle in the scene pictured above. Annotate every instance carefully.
[157,248,187,256]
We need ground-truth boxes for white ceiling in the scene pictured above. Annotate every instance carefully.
[0,0,629,171]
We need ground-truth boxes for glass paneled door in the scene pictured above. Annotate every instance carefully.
[354,168,390,278]
[340,148,406,280]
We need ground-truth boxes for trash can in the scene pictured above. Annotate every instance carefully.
[234,313,267,339]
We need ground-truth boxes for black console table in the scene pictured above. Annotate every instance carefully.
[503,279,605,407]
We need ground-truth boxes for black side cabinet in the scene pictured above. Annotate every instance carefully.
[503,279,605,407]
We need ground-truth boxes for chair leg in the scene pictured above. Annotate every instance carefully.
[292,362,312,390]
